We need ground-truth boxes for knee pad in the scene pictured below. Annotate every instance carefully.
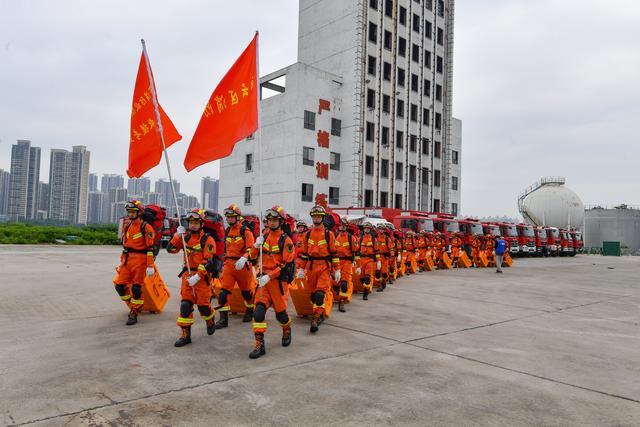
[253,303,267,322]
[218,289,231,306]
[131,284,142,299]
[361,276,370,285]
[312,291,325,306]
[241,290,253,301]
[115,284,127,296]
[275,310,290,325]
[197,305,212,317]
[340,281,348,293]
[180,300,194,317]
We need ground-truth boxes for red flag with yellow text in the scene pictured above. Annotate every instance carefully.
[128,52,182,178]
[184,33,258,172]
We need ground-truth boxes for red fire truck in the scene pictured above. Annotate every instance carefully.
[534,226,548,256]
[570,230,583,255]
[559,229,575,256]
[544,227,560,256]
[458,218,483,256]
[516,223,536,256]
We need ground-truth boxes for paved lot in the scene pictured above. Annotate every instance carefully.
[1,246,639,426]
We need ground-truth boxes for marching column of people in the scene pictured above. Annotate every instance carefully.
[112,200,511,359]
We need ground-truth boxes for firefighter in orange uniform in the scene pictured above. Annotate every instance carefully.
[433,232,446,269]
[114,200,156,326]
[357,221,380,300]
[485,235,496,265]
[416,231,428,271]
[167,209,218,347]
[404,231,418,274]
[247,206,295,359]
[334,216,359,312]
[471,235,482,267]
[298,205,340,333]
[294,220,308,270]
[215,204,256,329]
[375,224,392,292]
[450,232,464,267]
[385,224,397,282]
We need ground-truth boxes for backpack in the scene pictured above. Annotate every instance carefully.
[200,209,225,255]
[323,211,340,234]
[242,215,260,238]
[262,230,296,283]
[140,204,166,256]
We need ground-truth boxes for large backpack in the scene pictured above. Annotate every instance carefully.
[199,209,225,276]
[140,204,166,256]
[241,215,260,239]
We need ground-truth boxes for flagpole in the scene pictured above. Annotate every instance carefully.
[255,31,264,276]
[141,39,191,277]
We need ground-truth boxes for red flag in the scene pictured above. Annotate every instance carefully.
[184,33,259,172]
[128,52,181,178]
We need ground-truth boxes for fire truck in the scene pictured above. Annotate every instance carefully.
[332,207,434,233]
[559,229,575,256]
[534,226,548,256]
[570,230,583,255]
[544,227,560,256]
[516,223,536,256]
[498,223,520,255]
[458,218,483,256]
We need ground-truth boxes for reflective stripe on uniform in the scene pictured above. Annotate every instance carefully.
[130,299,144,305]
[177,317,195,324]
[218,305,231,312]
[147,251,154,256]
[312,304,325,309]
[120,295,131,301]
[132,233,142,239]
[243,301,254,308]
[201,312,215,321]
[198,264,207,272]
[252,322,267,330]
[339,292,349,297]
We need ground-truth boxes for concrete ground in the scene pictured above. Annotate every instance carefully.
[1,246,639,426]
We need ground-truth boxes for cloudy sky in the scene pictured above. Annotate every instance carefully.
[1,0,638,217]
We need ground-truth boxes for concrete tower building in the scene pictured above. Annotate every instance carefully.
[201,176,219,211]
[48,146,91,224]
[8,140,41,220]
[220,0,460,218]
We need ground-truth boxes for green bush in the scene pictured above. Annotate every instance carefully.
[0,223,119,245]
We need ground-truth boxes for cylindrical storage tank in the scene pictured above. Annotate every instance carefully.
[522,183,584,229]
[584,208,640,252]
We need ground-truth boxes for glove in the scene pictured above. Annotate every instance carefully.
[334,270,341,282]
[376,261,382,270]
[235,256,248,270]
[254,235,264,248]
[258,274,270,287]
[355,267,361,275]
[187,274,200,287]
[296,269,305,279]
[146,266,155,277]
[397,255,402,263]
[176,226,186,235]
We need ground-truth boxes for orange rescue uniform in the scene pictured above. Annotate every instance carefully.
[114,218,155,310]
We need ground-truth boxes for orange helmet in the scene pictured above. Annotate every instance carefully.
[265,205,286,221]
[224,204,242,217]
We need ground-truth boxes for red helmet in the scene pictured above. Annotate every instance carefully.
[224,204,242,217]
[185,208,204,222]
[265,205,286,221]
[124,199,143,212]
[309,205,327,217]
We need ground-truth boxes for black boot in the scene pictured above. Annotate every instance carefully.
[376,283,386,292]
[338,301,346,312]
[249,332,266,359]
[174,327,192,347]
[206,318,216,335]
[310,313,321,333]
[282,324,292,347]
[215,311,229,330]
[126,309,138,326]
[363,289,369,300]
[242,307,254,323]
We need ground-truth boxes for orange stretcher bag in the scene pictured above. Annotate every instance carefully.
[289,278,333,318]
[113,267,170,313]
[503,252,513,267]
[439,252,452,269]
[457,251,472,268]
[213,277,256,314]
